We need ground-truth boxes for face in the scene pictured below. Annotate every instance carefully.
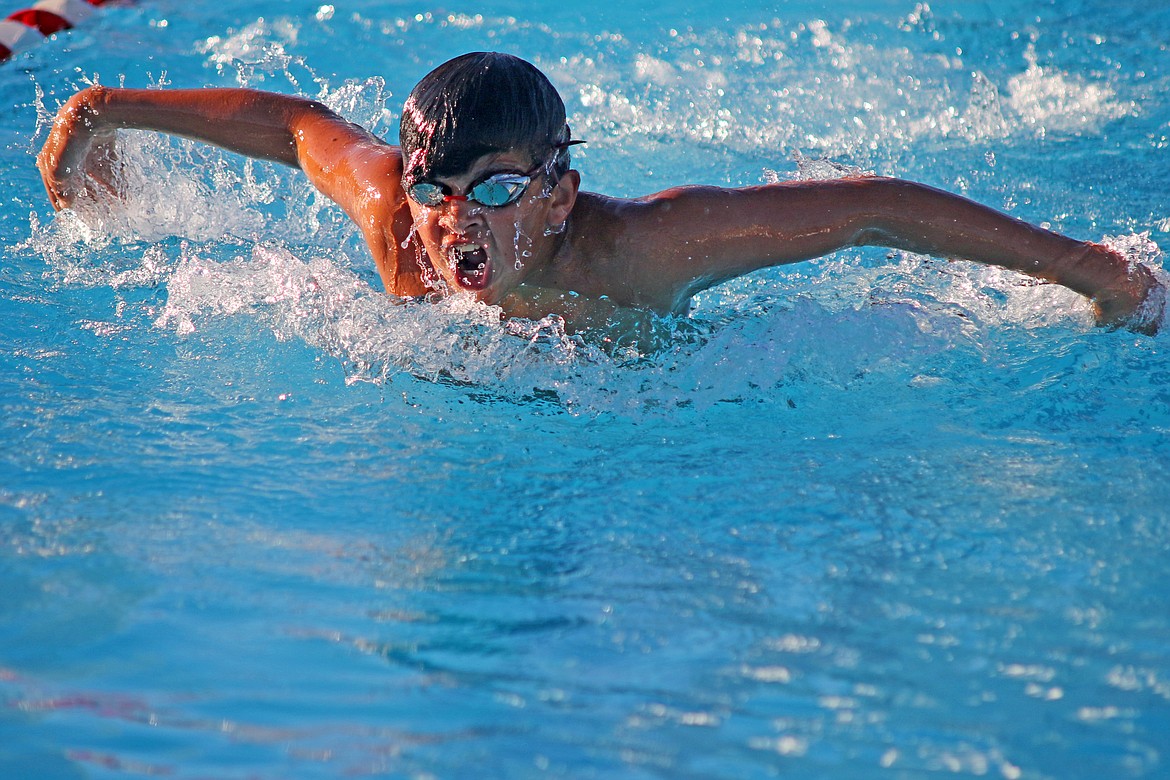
[404,149,576,305]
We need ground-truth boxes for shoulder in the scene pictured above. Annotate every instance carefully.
[585,184,772,236]
[551,190,722,311]
[295,115,405,220]
[569,186,746,255]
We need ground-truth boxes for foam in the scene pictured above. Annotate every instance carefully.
[543,18,1138,173]
[139,232,1097,417]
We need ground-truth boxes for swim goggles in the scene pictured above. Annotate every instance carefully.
[407,160,546,209]
[406,141,585,209]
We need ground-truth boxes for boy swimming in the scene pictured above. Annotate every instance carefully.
[37,51,1164,334]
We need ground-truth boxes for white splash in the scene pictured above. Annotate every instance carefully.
[1006,46,1130,136]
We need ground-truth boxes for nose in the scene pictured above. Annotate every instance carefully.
[438,196,485,232]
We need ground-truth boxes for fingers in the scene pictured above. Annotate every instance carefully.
[84,133,122,198]
[37,103,79,210]
[36,148,68,211]
[36,87,119,211]
[1092,264,1165,335]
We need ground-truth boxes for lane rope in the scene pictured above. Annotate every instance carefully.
[0,0,120,63]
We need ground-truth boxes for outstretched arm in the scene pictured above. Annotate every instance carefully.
[632,176,1161,331]
[36,85,426,295]
[39,86,386,208]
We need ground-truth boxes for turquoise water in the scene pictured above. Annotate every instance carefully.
[3,0,1170,777]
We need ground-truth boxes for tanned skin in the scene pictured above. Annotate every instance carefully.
[38,86,1162,333]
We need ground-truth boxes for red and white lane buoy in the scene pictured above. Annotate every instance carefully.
[0,0,119,63]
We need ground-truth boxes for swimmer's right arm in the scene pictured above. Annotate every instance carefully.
[37,85,426,296]
[37,86,401,216]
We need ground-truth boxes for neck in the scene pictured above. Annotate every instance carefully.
[522,218,571,285]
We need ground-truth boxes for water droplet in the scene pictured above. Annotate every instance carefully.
[400,222,419,249]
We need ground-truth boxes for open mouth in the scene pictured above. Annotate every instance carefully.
[449,243,492,290]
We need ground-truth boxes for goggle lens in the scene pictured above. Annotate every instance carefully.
[408,182,446,206]
[470,175,530,207]
[407,172,538,208]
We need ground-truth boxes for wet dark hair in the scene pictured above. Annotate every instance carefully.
[399,52,576,185]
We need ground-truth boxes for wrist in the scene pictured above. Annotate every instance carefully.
[1051,242,1130,299]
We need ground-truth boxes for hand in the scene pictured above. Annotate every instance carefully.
[1090,265,1165,336]
[36,86,123,211]
[1091,260,1164,335]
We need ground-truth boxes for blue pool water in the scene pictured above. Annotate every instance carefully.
[3,0,1170,777]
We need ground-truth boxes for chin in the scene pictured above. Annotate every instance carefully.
[470,285,507,307]
[456,267,493,292]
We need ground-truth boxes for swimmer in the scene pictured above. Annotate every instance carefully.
[36,51,1164,335]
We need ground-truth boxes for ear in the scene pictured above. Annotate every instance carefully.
[545,170,579,227]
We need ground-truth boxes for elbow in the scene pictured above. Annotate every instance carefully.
[839,177,895,249]
[845,177,937,252]
[852,225,897,249]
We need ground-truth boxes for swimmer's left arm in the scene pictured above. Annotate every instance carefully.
[634,176,1160,331]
